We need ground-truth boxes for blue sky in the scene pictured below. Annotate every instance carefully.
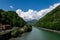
[0,0,60,11]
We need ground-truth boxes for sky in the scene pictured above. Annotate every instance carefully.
[0,0,60,11]
[16,3,60,21]
[0,0,60,21]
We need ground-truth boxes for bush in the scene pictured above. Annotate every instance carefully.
[11,27,19,37]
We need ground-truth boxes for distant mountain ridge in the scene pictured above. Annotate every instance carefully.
[35,5,60,30]
[27,20,37,25]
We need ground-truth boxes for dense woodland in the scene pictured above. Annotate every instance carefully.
[0,9,32,37]
[35,5,60,31]
[0,9,29,27]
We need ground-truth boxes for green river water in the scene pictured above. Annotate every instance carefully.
[16,27,60,40]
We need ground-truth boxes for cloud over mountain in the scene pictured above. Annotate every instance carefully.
[16,3,60,21]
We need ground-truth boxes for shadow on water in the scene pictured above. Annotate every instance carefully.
[0,31,22,40]
[16,27,60,40]
[1,27,60,40]
[0,32,12,40]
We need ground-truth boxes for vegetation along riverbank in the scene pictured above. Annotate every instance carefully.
[0,9,32,40]
[35,5,60,33]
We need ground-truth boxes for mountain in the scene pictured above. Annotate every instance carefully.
[0,9,32,28]
[0,9,26,27]
[27,20,37,25]
[0,9,32,37]
[35,5,60,30]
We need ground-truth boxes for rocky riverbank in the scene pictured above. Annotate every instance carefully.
[38,27,60,34]
[0,26,32,40]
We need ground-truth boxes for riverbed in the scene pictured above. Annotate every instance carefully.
[11,27,60,40]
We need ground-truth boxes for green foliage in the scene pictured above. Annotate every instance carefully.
[35,5,60,30]
[11,27,19,37]
[24,24,32,32]
[0,9,26,27]
[0,9,32,37]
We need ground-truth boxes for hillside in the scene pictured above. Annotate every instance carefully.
[0,9,32,32]
[35,5,60,31]
[0,9,27,27]
[0,9,32,37]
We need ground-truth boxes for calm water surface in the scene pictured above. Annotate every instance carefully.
[16,27,60,40]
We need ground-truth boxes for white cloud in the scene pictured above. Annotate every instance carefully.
[16,3,60,21]
[9,5,14,9]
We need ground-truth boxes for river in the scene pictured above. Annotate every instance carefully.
[15,27,60,40]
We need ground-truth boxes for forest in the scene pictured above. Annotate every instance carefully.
[0,9,32,37]
[35,5,60,31]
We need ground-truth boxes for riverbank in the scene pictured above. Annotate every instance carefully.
[0,26,32,40]
[10,27,60,40]
[37,27,60,34]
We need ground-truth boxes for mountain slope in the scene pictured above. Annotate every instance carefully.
[0,9,26,27]
[0,9,32,37]
[0,9,32,28]
[27,20,37,25]
[35,5,60,30]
